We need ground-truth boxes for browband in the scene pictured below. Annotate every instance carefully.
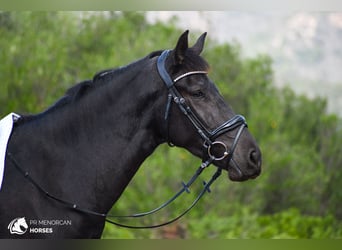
[157,50,207,87]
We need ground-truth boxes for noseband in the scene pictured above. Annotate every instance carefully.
[6,50,248,230]
[157,50,247,168]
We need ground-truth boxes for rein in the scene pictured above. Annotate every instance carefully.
[6,50,247,229]
[6,152,222,229]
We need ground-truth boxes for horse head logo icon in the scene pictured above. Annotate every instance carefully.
[8,217,28,235]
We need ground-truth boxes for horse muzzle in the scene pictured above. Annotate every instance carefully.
[226,145,262,182]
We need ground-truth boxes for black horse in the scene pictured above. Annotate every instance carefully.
[0,31,261,238]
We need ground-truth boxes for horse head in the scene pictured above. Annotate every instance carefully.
[8,217,28,235]
[158,30,262,181]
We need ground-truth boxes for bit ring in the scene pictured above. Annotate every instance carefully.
[207,141,229,161]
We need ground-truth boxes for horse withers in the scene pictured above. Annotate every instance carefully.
[0,31,261,238]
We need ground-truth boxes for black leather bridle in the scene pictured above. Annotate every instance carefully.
[157,50,247,169]
[6,50,248,230]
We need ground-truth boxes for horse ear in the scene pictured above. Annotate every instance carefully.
[191,32,207,55]
[173,30,189,65]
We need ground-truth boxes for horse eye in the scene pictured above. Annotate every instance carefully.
[192,90,205,98]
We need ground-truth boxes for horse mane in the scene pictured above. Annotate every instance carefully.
[58,50,165,105]
[62,49,208,104]
[16,49,208,124]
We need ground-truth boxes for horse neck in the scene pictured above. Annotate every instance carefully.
[10,58,166,213]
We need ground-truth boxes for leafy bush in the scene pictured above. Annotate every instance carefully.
[1,12,342,239]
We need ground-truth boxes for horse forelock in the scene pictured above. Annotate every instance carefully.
[184,49,210,72]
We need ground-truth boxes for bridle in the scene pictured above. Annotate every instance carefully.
[6,50,247,230]
[158,50,247,169]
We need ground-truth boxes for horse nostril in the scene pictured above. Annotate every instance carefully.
[249,149,261,169]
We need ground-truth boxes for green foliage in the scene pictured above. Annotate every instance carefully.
[188,208,342,239]
[1,12,342,239]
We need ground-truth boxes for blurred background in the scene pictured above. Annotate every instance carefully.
[0,11,341,238]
